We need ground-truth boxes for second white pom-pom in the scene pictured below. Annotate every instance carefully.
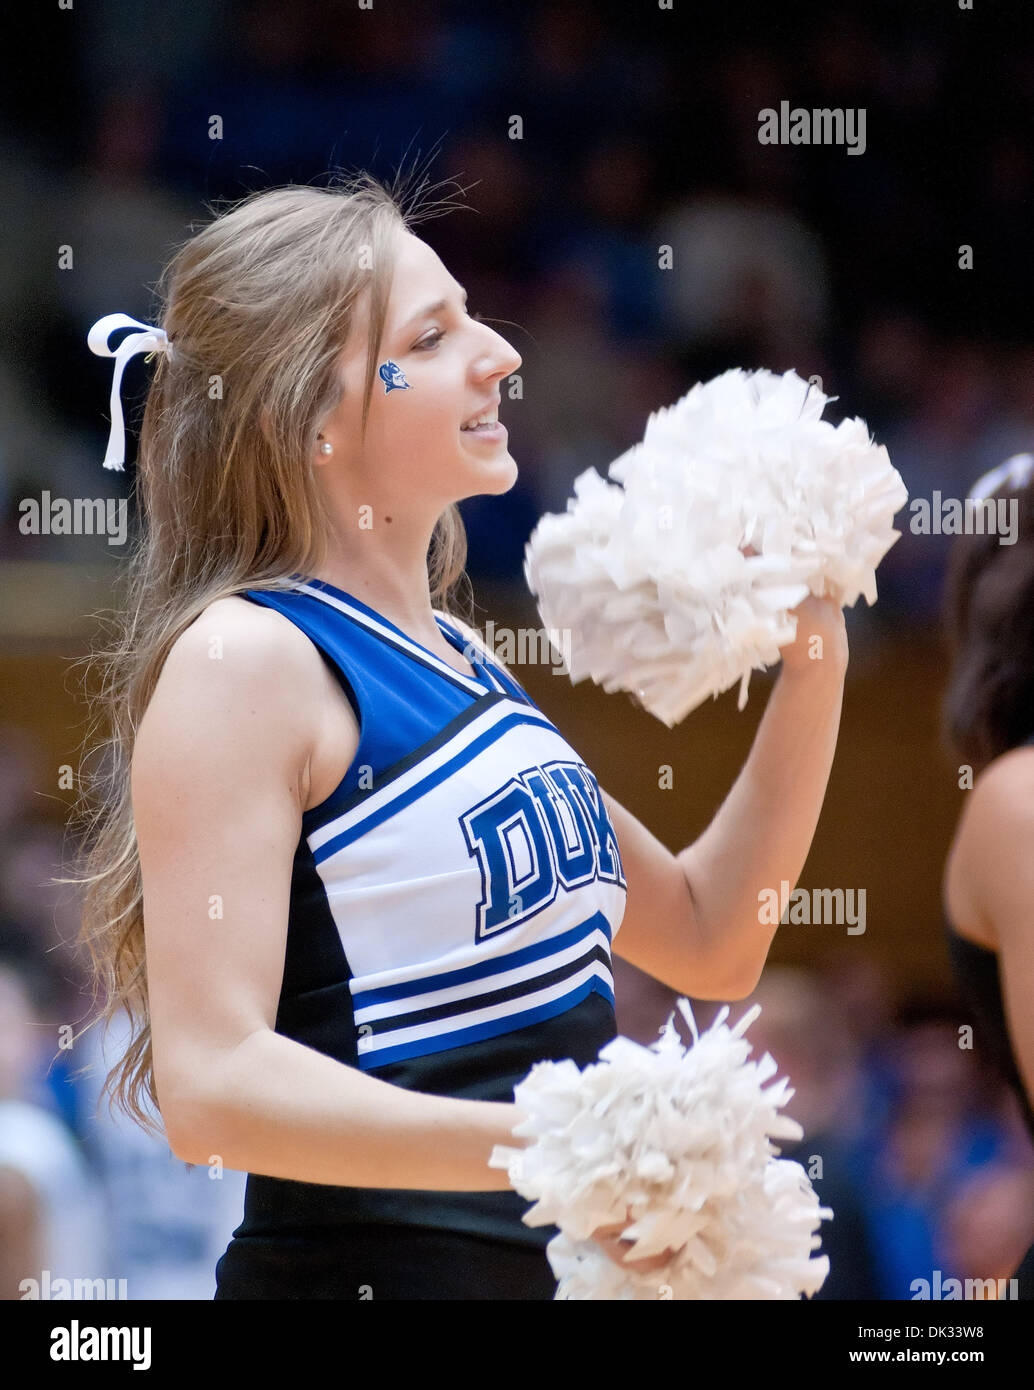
[490,998,833,1300]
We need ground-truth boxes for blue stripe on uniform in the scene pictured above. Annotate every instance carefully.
[356,973,616,1071]
[351,911,613,1008]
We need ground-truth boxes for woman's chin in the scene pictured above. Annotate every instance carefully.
[492,452,519,493]
[465,449,519,496]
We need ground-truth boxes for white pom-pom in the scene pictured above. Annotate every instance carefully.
[524,368,908,725]
[489,999,833,1300]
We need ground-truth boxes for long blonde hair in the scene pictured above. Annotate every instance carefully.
[67,171,472,1137]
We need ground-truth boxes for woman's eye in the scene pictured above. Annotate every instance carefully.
[415,312,479,350]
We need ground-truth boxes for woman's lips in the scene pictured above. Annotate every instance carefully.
[460,421,507,440]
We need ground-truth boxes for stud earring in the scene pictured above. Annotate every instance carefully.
[319,440,333,455]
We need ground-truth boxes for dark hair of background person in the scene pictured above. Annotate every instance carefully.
[941,477,1034,777]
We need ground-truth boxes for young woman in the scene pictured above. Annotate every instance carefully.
[941,456,1034,1297]
[75,174,848,1300]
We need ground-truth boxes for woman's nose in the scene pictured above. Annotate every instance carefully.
[480,325,521,378]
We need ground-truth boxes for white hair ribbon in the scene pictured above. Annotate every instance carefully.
[87,313,173,470]
[967,452,1034,502]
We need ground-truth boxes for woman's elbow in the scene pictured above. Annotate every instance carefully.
[158,1073,227,1166]
[690,969,760,1003]
[163,1101,219,1166]
[155,1028,268,1165]
[682,916,764,1002]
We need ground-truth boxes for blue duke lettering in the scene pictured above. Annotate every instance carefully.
[460,761,625,942]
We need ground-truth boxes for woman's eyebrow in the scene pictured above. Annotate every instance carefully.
[397,286,468,334]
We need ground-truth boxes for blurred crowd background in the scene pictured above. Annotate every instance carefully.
[2,0,1033,1299]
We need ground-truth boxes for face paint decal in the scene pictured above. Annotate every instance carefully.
[378,360,411,394]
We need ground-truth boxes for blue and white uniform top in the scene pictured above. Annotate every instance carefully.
[229,575,626,1247]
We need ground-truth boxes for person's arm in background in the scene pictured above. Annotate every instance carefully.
[946,746,1034,1111]
[0,1166,41,1299]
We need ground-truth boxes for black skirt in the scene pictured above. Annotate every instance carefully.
[214,1223,558,1300]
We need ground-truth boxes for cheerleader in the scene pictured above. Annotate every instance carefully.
[942,454,1034,1297]
[73,175,846,1299]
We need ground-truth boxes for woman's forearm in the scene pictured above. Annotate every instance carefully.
[165,1027,523,1190]
[676,658,847,995]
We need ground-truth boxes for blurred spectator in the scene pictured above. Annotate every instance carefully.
[0,727,45,840]
[512,266,683,515]
[873,344,1006,619]
[0,952,107,1299]
[76,1011,247,1300]
[536,137,665,340]
[941,1165,1034,1297]
[743,967,881,1299]
[653,190,830,372]
[0,820,91,1134]
[0,820,85,1010]
[816,951,901,1168]
[862,1000,1016,1300]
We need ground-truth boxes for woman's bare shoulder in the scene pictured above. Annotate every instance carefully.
[951,743,1034,828]
[137,593,328,766]
[968,744,1034,828]
[167,592,325,680]
[946,745,1034,927]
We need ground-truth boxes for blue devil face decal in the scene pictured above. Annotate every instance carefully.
[378,360,411,394]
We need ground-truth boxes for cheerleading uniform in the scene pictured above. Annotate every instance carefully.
[944,730,1034,1299]
[213,575,627,1299]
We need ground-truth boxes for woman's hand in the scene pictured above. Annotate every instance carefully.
[778,592,848,676]
[590,1215,676,1275]
[739,544,848,677]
